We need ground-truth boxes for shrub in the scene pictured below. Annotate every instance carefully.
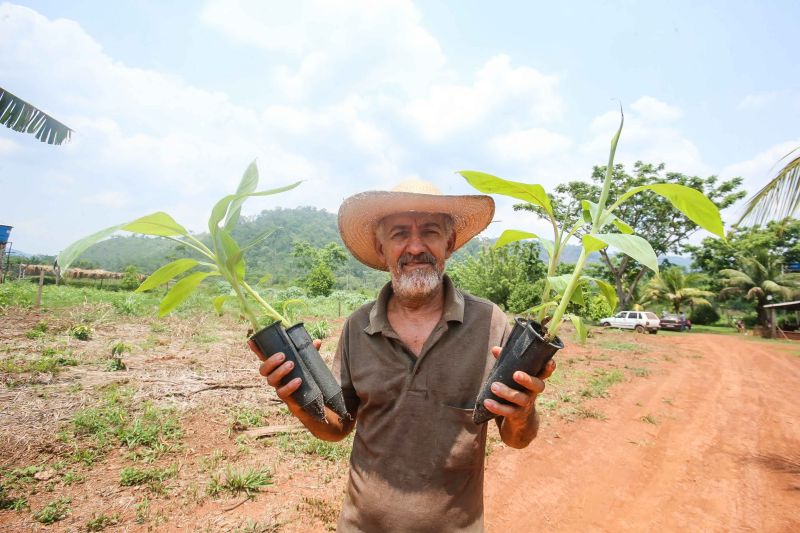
[120,265,142,291]
[305,263,336,297]
[690,305,720,325]
[69,324,92,341]
[306,320,331,340]
[33,497,71,524]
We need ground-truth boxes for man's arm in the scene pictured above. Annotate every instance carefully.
[250,339,356,441]
[483,346,556,449]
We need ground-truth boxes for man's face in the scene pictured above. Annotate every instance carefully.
[374,212,455,300]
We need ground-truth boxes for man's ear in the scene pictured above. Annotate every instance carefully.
[374,234,386,265]
[445,232,456,259]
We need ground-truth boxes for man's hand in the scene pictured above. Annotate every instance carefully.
[247,339,354,442]
[247,338,322,415]
[484,345,556,448]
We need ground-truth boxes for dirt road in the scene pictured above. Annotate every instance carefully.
[484,334,800,532]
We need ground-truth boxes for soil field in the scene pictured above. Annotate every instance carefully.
[1,303,798,532]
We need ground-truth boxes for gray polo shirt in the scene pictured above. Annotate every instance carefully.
[333,275,509,532]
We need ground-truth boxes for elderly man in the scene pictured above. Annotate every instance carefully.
[252,180,555,532]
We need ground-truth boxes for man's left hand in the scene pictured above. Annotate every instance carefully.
[483,346,556,421]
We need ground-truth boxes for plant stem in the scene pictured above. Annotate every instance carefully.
[242,281,290,326]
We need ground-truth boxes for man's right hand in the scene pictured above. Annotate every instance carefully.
[247,339,322,413]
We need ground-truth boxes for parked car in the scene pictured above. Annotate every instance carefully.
[600,311,660,334]
[659,314,691,331]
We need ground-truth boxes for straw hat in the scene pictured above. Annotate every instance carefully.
[337,179,495,271]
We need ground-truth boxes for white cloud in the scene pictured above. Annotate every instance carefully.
[0,137,19,154]
[404,55,564,142]
[81,191,129,209]
[489,128,572,161]
[737,90,784,110]
[630,96,683,122]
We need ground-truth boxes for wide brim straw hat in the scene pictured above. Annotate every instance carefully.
[337,179,495,271]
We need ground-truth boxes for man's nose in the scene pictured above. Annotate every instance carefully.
[406,231,427,255]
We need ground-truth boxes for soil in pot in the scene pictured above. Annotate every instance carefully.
[473,318,563,425]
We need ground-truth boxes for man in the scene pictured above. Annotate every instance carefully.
[251,180,555,532]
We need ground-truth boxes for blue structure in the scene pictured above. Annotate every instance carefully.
[0,225,11,244]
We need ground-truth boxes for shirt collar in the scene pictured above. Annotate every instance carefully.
[364,274,465,336]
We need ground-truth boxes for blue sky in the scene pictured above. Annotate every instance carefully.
[1,0,799,255]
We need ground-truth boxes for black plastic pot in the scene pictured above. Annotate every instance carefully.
[250,322,325,421]
[286,323,350,421]
[473,318,563,425]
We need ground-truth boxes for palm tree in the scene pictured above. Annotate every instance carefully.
[0,86,72,145]
[643,266,713,313]
[737,147,800,226]
[719,250,800,325]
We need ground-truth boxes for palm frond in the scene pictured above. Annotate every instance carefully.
[738,146,800,226]
[0,87,72,145]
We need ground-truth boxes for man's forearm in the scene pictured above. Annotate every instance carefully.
[498,408,539,449]
[291,404,355,442]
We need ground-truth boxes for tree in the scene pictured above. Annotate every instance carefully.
[448,242,546,312]
[738,146,800,226]
[0,87,72,145]
[642,266,713,313]
[291,240,347,296]
[719,250,800,326]
[516,161,745,309]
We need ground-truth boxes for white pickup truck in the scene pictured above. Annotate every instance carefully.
[600,311,661,334]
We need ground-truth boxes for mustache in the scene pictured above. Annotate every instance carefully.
[397,252,436,268]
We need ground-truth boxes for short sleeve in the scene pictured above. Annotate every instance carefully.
[332,317,361,417]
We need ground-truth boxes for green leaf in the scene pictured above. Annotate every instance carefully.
[57,223,124,272]
[524,300,558,315]
[494,229,540,248]
[224,160,259,232]
[614,183,725,239]
[581,234,608,253]
[612,218,634,234]
[212,295,227,316]
[208,182,302,234]
[586,233,659,273]
[582,199,633,233]
[547,274,584,305]
[459,170,553,217]
[158,271,216,317]
[241,228,278,253]
[122,212,188,237]
[136,259,199,293]
[219,230,245,281]
[569,314,588,343]
[580,200,594,224]
[588,277,619,311]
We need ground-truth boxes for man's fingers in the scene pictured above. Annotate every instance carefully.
[512,371,546,395]
[275,377,302,400]
[491,381,529,407]
[537,359,557,380]
[483,398,518,418]
[248,340,267,362]
[491,346,502,359]
[313,339,322,351]
[262,359,295,387]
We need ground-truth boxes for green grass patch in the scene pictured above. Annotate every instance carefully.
[67,384,183,462]
[275,432,353,462]
[626,366,651,378]
[86,513,120,531]
[33,496,71,524]
[231,407,266,430]
[207,466,272,498]
[579,368,625,398]
[598,340,641,352]
[119,464,177,488]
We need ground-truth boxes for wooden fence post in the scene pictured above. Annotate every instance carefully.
[35,270,44,308]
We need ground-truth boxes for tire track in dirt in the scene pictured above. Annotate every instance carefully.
[484,334,800,532]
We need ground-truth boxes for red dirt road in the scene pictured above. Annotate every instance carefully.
[484,334,800,532]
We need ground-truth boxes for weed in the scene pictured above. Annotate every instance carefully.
[235,518,283,533]
[300,496,338,530]
[661,397,674,405]
[191,331,219,343]
[200,449,228,472]
[627,366,650,378]
[120,464,177,490]
[67,383,83,393]
[231,407,265,430]
[599,340,641,352]
[86,512,120,531]
[207,466,272,498]
[69,324,92,341]
[33,496,71,524]
[306,320,331,340]
[62,471,84,485]
[135,496,150,524]
[105,357,127,371]
[276,432,352,462]
[150,322,168,333]
[640,414,658,425]
[579,369,625,398]
[575,406,607,420]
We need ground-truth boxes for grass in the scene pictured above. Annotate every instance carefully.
[300,496,339,530]
[207,466,273,498]
[627,366,651,378]
[0,351,78,376]
[120,464,177,488]
[276,432,353,462]
[640,414,658,425]
[599,340,642,352]
[231,407,266,430]
[86,513,120,531]
[67,384,183,462]
[579,368,625,398]
[33,496,71,524]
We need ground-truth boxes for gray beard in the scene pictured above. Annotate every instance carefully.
[390,264,443,300]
